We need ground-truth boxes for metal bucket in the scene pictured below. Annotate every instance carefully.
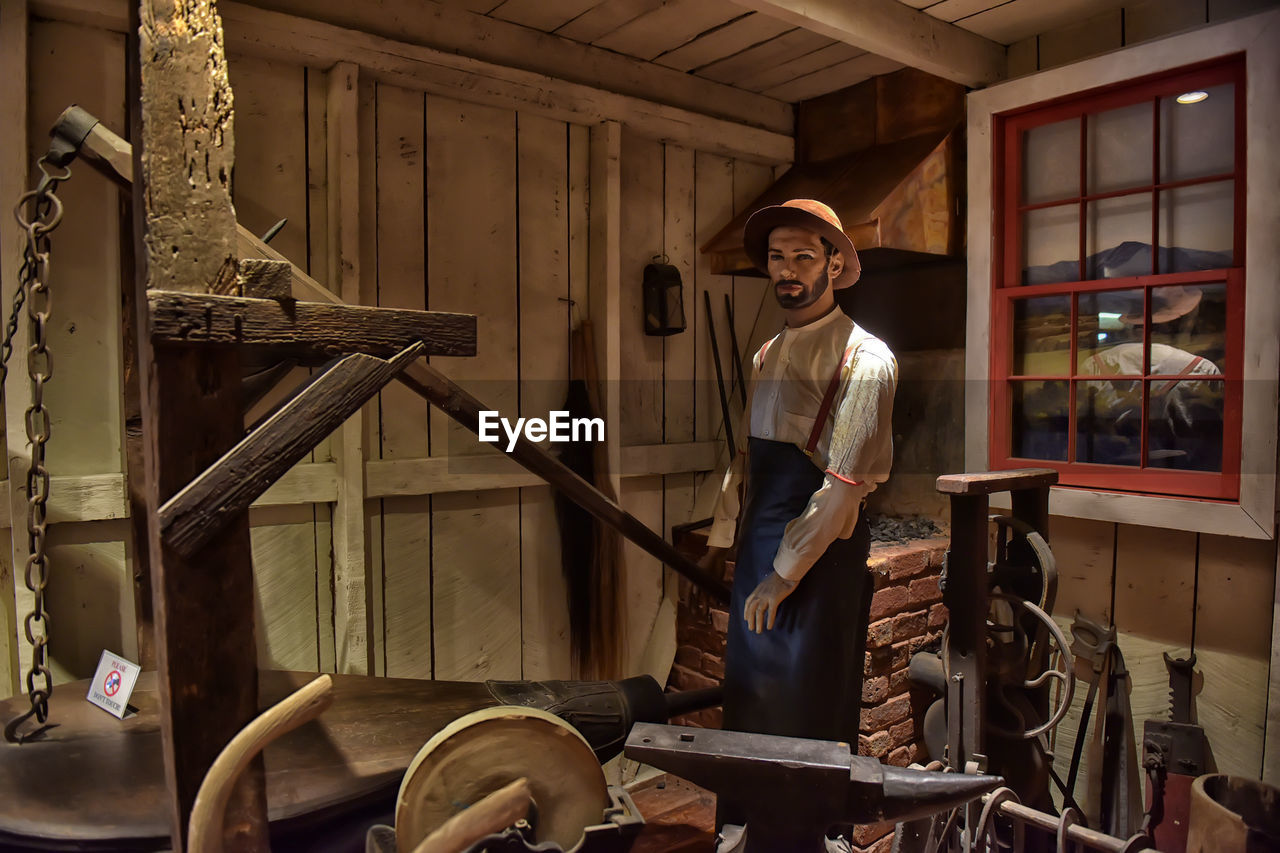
[1187,774,1280,853]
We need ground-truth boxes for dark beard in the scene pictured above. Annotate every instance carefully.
[773,262,830,309]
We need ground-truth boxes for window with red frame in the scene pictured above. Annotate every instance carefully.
[990,56,1244,500]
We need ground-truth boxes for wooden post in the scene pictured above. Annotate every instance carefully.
[133,1,266,849]
[325,60,370,676]
[121,5,155,671]
[0,0,29,697]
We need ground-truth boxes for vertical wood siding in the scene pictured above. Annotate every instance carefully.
[6,17,783,694]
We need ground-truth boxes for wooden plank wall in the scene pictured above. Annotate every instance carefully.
[3,9,784,696]
[1005,0,1280,77]
[1046,515,1276,808]
[616,129,777,672]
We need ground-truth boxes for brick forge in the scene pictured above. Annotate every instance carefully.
[666,534,949,853]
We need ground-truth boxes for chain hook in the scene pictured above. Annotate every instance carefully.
[3,153,66,744]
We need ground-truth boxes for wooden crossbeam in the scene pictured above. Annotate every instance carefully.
[159,342,425,559]
[148,290,475,361]
[732,0,1007,88]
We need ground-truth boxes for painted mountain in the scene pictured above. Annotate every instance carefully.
[1024,241,1232,285]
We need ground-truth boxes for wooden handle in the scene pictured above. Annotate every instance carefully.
[187,675,335,853]
[408,777,533,853]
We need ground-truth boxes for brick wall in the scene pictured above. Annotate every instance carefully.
[666,535,949,852]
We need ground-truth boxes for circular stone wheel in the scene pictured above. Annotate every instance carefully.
[395,705,609,852]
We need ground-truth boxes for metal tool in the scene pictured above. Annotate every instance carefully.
[1142,652,1209,852]
[723,293,747,402]
[625,723,1002,852]
[704,290,737,458]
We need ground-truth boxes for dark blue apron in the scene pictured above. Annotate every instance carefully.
[722,436,872,745]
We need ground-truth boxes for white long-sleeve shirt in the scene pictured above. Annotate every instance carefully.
[707,307,897,582]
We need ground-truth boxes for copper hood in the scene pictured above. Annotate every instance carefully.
[702,67,965,277]
[702,127,960,277]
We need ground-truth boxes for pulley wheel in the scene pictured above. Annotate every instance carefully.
[395,705,608,853]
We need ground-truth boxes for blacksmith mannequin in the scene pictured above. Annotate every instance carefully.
[705,199,897,848]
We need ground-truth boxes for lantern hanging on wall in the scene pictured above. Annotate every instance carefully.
[642,255,686,336]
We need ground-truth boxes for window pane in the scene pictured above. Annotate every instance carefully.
[1011,380,1068,461]
[1075,379,1141,466]
[1023,204,1079,285]
[1087,101,1152,194]
[1160,82,1234,183]
[1158,181,1234,271]
[1085,193,1152,279]
[1148,378,1223,471]
[1024,117,1080,204]
[1149,283,1227,367]
[1013,295,1071,375]
[1077,288,1145,370]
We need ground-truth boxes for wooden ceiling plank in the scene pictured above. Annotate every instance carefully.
[434,0,503,13]
[695,26,835,84]
[953,0,1130,45]
[39,0,793,135]
[653,11,791,72]
[730,0,1006,86]
[593,0,745,61]
[736,40,865,93]
[554,0,666,43]
[923,0,1007,23]
[764,53,905,102]
[488,0,601,32]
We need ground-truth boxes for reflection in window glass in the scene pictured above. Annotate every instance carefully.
[1160,83,1234,183]
[1012,381,1068,461]
[1085,194,1152,279]
[1014,295,1071,375]
[1077,288,1145,370]
[1088,101,1152,194]
[1148,378,1223,471]
[1022,204,1079,285]
[1024,118,1080,204]
[1149,284,1227,366]
[1158,181,1234,271]
[1075,379,1141,466]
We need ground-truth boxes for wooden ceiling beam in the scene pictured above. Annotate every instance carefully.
[730,0,1008,88]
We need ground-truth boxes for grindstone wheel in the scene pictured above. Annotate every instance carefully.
[395,705,609,853]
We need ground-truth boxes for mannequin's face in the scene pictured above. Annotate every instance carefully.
[767,226,843,324]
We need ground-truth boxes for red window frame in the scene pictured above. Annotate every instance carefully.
[989,56,1246,501]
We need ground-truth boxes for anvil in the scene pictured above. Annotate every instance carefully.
[626,723,1002,852]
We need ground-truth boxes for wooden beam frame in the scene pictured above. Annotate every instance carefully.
[133,0,267,847]
[31,0,794,166]
[233,0,793,135]
[146,290,476,359]
[731,0,1008,88]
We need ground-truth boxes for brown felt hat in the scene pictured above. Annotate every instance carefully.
[743,198,861,288]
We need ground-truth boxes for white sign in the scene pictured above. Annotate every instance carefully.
[86,650,141,719]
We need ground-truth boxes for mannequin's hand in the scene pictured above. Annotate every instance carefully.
[744,571,797,633]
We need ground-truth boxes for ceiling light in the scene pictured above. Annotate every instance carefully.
[1176,91,1208,104]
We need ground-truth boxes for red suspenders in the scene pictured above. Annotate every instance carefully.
[805,344,858,457]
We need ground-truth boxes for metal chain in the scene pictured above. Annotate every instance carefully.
[3,156,69,744]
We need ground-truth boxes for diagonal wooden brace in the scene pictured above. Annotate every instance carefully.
[158,341,426,559]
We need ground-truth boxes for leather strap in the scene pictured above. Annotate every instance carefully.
[805,344,858,456]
